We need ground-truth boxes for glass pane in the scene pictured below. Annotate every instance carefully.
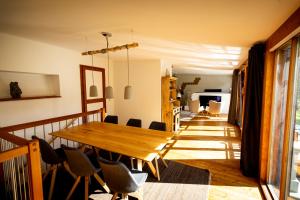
[267,43,291,198]
[288,38,300,199]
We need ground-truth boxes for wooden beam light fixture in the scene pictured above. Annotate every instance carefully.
[81,42,139,56]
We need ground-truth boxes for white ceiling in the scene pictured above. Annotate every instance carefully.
[0,0,299,74]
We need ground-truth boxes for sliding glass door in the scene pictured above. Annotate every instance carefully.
[265,37,300,200]
[267,43,291,198]
[287,38,300,199]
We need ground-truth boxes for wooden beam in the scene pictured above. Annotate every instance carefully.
[81,42,139,56]
[267,7,300,50]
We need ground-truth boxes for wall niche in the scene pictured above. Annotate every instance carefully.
[0,70,61,101]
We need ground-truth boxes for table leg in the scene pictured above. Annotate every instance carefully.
[137,159,143,171]
[146,161,160,181]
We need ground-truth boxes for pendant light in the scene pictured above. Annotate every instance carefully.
[89,55,98,97]
[102,32,114,99]
[124,47,132,99]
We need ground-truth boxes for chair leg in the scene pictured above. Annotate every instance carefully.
[130,187,143,200]
[84,176,89,200]
[122,193,128,200]
[66,176,81,200]
[111,193,118,200]
[116,154,122,162]
[43,167,51,181]
[130,158,135,169]
[48,165,57,200]
[93,173,110,193]
[63,161,76,179]
[154,157,160,181]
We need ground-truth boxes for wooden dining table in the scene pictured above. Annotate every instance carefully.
[50,122,173,181]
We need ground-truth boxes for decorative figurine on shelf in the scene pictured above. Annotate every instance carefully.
[10,82,22,99]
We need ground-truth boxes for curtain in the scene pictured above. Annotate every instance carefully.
[240,43,265,177]
[228,69,240,125]
[236,71,243,126]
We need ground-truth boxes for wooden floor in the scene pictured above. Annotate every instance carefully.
[162,118,263,200]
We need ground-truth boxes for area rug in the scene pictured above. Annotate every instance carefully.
[44,160,210,200]
[143,160,211,200]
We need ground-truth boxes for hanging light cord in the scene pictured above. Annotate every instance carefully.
[126,47,130,85]
[91,55,95,85]
[105,36,110,85]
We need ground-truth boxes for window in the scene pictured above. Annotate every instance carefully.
[267,43,291,198]
[288,38,300,199]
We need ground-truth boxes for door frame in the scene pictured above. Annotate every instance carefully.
[80,65,106,114]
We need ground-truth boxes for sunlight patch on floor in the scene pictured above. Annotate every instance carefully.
[179,130,227,136]
[164,149,240,160]
[183,125,226,131]
[208,185,263,200]
[171,140,240,150]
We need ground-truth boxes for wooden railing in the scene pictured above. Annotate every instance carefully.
[0,109,105,200]
[0,132,43,200]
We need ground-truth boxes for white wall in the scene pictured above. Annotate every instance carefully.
[175,74,232,95]
[113,60,161,128]
[0,33,114,126]
[160,60,173,76]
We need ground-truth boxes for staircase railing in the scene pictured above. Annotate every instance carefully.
[0,108,105,200]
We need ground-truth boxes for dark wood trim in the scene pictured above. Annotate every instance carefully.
[267,7,300,50]
[259,7,300,200]
[259,50,275,183]
[86,98,105,104]
[0,109,104,132]
[79,65,106,113]
[0,132,29,145]
[80,65,87,115]
[259,6,300,199]
[279,38,299,199]
[0,95,61,102]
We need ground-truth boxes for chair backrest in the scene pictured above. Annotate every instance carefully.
[64,149,96,176]
[32,136,61,165]
[149,121,166,131]
[208,100,222,114]
[126,118,142,128]
[98,158,140,193]
[104,115,118,124]
[188,99,200,113]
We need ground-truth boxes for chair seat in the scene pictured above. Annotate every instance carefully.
[54,148,67,162]
[130,170,148,187]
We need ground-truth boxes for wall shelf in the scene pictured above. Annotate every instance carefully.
[0,70,61,101]
[0,95,61,102]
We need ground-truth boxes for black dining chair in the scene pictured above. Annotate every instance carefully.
[99,157,148,200]
[117,118,142,168]
[126,118,142,128]
[32,136,74,200]
[104,115,118,124]
[101,115,118,159]
[64,149,110,200]
[148,121,169,169]
[148,121,166,131]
